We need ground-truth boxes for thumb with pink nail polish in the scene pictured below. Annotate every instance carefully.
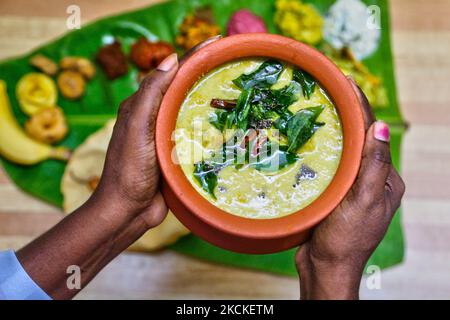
[374,120,390,142]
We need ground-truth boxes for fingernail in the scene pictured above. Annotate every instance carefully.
[374,121,390,142]
[195,35,222,48]
[157,53,178,72]
[347,76,358,90]
[207,34,223,42]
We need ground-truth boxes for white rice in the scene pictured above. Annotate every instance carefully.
[323,0,381,60]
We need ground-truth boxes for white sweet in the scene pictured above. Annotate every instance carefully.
[323,0,381,60]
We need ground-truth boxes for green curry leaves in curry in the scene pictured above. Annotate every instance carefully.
[196,60,325,199]
[175,59,343,219]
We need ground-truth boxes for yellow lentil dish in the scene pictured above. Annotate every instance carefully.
[175,59,343,219]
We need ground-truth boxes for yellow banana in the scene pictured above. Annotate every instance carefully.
[0,80,70,165]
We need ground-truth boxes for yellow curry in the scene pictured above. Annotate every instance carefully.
[175,59,343,219]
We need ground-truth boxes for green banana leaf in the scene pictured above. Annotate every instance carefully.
[0,0,405,276]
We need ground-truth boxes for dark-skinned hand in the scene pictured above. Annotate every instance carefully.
[17,36,222,299]
[296,78,405,300]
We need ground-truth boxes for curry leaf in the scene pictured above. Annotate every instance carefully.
[293,69,316,99]
[209,110,227,131]
[249,83,299,129]
[271,82,300,108]
[209,106,240,132]
[222,133,298,173]
[273,109,293,134]
[209,110,233,132]
[233,60,283,90]
[251,142,299,172]
[210,89,254,132]
[193,161,219,199]
[235,88,254,130]
[249,102,279,129]
[286,105,325,153]
[252,82,299,112]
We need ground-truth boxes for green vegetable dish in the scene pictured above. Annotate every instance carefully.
[175,59,343,219]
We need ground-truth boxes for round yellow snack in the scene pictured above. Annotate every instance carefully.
[61,120,190,251]
[60,56,96,80]
[16,72,57,115]
[25,107,68,144]
[57,70,86,100]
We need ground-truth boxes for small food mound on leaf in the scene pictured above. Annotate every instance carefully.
[25,107,68,144]
[275,0,323,45]
[227,9,268,35]
[60,56,96,80]
[130,38,175,71]
[57,70,86,100]
[325,46,388,108]
[96,41,128,80]
[29,54,59,76]
[176,13,221,51]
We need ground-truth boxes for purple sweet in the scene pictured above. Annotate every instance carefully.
[227,9,268,36]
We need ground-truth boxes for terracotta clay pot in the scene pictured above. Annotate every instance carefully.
[156,34,365,254]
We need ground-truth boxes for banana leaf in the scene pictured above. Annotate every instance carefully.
[0,0,405,276]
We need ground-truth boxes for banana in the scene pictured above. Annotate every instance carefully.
[0,80,70,165]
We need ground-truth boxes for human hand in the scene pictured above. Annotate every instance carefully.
[91,53,178,230]
[91,35,223,235]
[16,54,180,299]
[17,37,222,299]
[296,78,405,300]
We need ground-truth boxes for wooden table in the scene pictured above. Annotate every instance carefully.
[0,0,449,299]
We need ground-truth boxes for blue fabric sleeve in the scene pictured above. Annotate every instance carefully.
[0,250,51,300]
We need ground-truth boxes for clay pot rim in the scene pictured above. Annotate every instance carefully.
[156,34,365,240]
